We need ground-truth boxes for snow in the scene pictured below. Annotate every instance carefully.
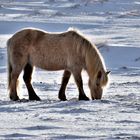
[0,0,140,139]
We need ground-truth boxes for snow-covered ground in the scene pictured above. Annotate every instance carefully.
[0,0,140,139]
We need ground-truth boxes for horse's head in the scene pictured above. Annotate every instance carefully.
[88,70,110,100]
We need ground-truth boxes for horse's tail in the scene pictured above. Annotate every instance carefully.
[7,38,12,89]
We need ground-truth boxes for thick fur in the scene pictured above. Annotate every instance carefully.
[7,28,109,100]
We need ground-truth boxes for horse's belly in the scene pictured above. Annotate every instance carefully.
[32,58,66,71]
[40,64,65,71]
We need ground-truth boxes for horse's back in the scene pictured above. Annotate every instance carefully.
[9,28,45,47]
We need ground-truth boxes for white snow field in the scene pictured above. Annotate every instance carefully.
[0,0,140,139]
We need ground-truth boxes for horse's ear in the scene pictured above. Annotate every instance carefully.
[106,71,111,75]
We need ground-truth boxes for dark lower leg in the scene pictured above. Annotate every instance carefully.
[58,70,71,101]
[23,63,40,101]
[25,83,40,101]
[74,73,89,100]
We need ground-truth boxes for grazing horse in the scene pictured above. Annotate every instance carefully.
[7,28,109,101]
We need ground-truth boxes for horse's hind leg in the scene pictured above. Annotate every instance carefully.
[58,70,71,101]
[9,69,21,101]
[73,71,89,100]
[23,63,40,101]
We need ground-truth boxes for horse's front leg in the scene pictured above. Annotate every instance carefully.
[73,71,89,100]
[58,70,71,101]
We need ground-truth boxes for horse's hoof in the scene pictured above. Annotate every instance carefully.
[59,96,67,101]
[10,95,19,101]
[29,96,41,101]
[60,98,67,101]
[79,96,89,101]
[58,94,67,101]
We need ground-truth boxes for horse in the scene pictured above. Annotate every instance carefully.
[7,28,110,101]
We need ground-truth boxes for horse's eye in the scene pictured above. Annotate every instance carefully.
[96,83,100,87]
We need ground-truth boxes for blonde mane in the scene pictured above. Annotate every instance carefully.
[68,29,108,87]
